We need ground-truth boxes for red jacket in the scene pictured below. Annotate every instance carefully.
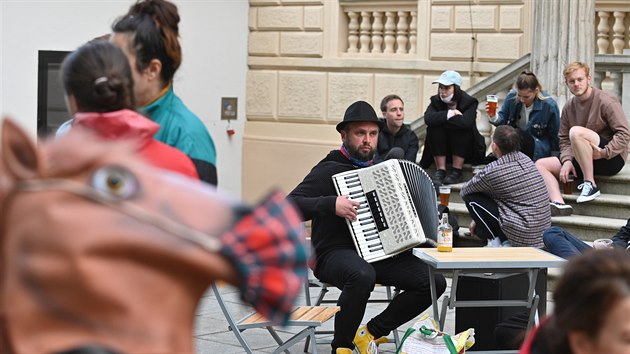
[73,109,199,179]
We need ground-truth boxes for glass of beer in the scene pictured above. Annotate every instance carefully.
[563,174,575,194]
[439,186,451,206]
[486,95,498,116]
[593,239,613,249]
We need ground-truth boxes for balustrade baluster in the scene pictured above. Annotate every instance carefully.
[593,71,605,89]
[384,11,396,54]
[396,11,409,54]
[409,11,417,54]
[610,72,622,98]
[372,12,384,53]
[347,11,359,53]
[612,11,626,54]
[360,11,372,53]
[597,11,611,54]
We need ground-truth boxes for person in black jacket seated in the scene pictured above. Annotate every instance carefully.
[288,101,446,354]
[375,94,419,163]
[420,70,486,185]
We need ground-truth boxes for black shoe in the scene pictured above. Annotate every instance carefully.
[550,201,573,216]
[432,169,446,185]
[443,169,463,185]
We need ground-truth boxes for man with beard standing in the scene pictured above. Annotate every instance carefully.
[288,101,446,354]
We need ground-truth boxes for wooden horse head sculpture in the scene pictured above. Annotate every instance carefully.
[0,119,307,354]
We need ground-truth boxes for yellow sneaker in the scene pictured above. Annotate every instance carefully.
[353,324,378,354]
[336,348,353,354]
[374,336,389,346]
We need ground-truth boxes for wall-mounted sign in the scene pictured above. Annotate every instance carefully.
[221,97,238,120]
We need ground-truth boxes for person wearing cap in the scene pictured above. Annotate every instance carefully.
[288,101,446,354]
[375,94,419,163]
[420,70,486,185]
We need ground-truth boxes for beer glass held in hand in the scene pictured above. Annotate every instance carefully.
[563,174,575,195]
[486,95,498,117]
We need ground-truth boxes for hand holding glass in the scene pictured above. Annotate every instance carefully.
[486,95,498,117]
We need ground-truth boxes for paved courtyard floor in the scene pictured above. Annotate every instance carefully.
[194,276,554,354]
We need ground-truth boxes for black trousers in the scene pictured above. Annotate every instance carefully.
[518,128,535,161]
[462,193,507,242]
[314,248,446,352]
[426,125,473,158]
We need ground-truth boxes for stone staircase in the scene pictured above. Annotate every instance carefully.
[435,163,630,243]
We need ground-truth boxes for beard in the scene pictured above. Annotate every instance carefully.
[345,141,375,162]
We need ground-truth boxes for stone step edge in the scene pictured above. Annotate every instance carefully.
[445,202,627,232]
[445,185,630,207]
[425,161,630,183]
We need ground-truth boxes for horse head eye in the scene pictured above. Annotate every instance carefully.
[91,165,139,199]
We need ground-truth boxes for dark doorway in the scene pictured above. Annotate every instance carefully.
[37,50,71,138]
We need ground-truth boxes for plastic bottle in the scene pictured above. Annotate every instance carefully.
[437,213,453,252]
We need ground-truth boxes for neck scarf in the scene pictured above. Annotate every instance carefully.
[340,144,373,167]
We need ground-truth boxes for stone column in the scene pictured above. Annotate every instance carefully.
[530,0,595,107]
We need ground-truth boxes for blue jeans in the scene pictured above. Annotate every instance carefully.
[543,226,591,259]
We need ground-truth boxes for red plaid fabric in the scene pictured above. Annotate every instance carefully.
[219,190,308,325]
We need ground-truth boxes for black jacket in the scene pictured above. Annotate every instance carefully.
[376,119,419,163]
[287,150,358,266]
[419,91,486,168]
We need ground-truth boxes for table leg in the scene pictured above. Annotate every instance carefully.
[428,267,440,327]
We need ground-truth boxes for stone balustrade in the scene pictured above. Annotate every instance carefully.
[344,9,417,54]
[596,6,630,55]
[339,2,629,58]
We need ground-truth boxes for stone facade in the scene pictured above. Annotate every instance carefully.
[243,0,533,201]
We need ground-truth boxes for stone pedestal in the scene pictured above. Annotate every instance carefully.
[530,0,595,107]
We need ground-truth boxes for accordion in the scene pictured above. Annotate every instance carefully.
[332,159,438,263]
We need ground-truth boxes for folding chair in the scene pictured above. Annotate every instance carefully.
[212,283,339,354]
[303,278,401,350]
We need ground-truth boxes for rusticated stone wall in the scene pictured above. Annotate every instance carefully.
[243,0,532,202]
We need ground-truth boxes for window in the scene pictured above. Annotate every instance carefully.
[37,50,71,138]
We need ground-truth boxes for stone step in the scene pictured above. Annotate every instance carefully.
[430,161,630,196]
[446,202,626,242]
[426,162,630,243]
[445,184,630,220]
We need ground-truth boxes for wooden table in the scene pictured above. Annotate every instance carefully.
[413,247,565,352]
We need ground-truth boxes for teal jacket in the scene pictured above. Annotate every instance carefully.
[143,87,217,185]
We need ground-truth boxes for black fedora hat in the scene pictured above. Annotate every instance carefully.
[336,101,384,132]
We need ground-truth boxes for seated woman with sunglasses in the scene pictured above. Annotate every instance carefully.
[485,71,560,161]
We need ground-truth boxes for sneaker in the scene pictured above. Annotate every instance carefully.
[576,181,600,203]
[354,324,379,354]
[443,169,463,184]
[550,201,573,216]
[432,169,446,185]
[501,240,512,247]
[485,237,501,248]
